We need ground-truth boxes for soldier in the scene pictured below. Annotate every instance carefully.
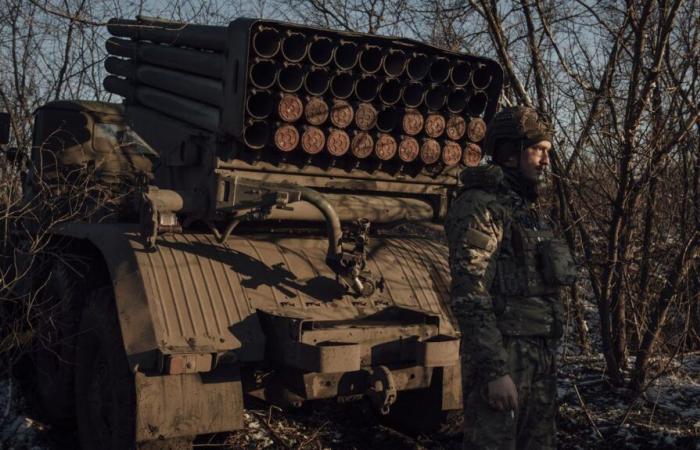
[444,106,578,449]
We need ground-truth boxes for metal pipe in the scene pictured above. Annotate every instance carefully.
[402,82,425,108]
[382,49,407,77]
[104,75,134,98]
[249,59,277,89]
[304,97,329,126]
[278,63,304,92]
[252,26,280,58]
[378,78,401,105]
[107,18,227,52]
[246,90,274,119]
[281,31,307,62]
[294,186,342,262]
[424,86,446,110]
[266,193,434,223]
[133,85,220,131]
[406,53,429,80]
[355,75,379,102]
[376,107,399,132]
[450,61,471,87]
[359,45,382,73]
[303,67,330,96]
[447,88,467,113]
[333,41,359,70]
[429,57,450,83]
[106,38,224,79]
[105,57,224,106]
[467,91,488,116]
[243,121,270,149]
[308,36,335,66]
[472,64,492,89]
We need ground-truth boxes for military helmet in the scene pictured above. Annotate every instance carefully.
[482,106,553,157]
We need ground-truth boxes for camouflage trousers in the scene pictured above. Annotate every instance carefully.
[462,337,557,450]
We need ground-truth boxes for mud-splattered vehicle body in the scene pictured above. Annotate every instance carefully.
[18,16,502,449]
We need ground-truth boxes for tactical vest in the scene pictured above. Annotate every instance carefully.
[460,166,579,338]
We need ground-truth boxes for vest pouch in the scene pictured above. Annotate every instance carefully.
[538,238,579,286]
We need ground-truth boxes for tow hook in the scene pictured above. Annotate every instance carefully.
[365,365,397,415]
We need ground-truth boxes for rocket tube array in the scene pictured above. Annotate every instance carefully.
[103,18,497,175]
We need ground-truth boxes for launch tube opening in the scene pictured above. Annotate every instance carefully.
[252,27,280,58]
[450,61,471,86]
[429,58,450,83]
[355,75,379,102]
[246,91,274,119]
[304,68,330,96]
[278,64,304,92]
[402,83,425,108]
[359,45,382,73]
[424,86,446,110]
[330,72,354,99]
[281,31,307,62]
[383,49,407,77]
[407,53,429,80]
[334,41,359,70]
[472,65,492,90]
[447,89,467,113]
[378,78,402,105]
[308,36,335,66]
[467,91,488,116]
[250,60,277,89]
[243,121,270,149]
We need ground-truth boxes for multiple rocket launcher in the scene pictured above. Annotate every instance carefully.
[104,17,503,177]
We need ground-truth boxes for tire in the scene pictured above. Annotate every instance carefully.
[74,286,193,450]
[19,260,85,428]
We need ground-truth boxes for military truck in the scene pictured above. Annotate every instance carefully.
[10,16,502,449]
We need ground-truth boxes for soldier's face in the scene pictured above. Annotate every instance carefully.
[520,140,551,183]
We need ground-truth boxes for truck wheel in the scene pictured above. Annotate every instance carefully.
[74,286,192,450]
[19,261,84,428]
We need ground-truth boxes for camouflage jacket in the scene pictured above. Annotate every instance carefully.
[444,165,577,382]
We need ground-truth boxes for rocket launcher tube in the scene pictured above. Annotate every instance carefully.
[407,53,429,80]
[472,64,493,89]
[281,31,307,62]
[304,67,330,96]
[249,59,277,89]
[447,88,467,113]
[429,57,450,83]
[252,27,280,58]
[359,45,382,73]
[107,18,228,52]
[383,49,407,77]
[450,61,471,87]
[278,64,304,92]
[105,57,224,107]
[106,38,224,79]
[330,71,354,99]
[308,36,335,66]
[467,91,488,116]
[355,75,379,102]
[378,78,402,105]
[333,41,359,70]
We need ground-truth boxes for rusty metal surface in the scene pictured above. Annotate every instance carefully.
[442,141,462,166]
[274,124,299,152]
[424,114,446,138]
[354,102,377,130]
[398,137,420,163]
[445,115,466,140]
[374,133,397,160]
[466,117,487,142]
[351,132,374,158]
[278,94,303,122]
[304,97,329,125]
[327,128,350,156]
[330,100,353,128]
[420,139,441,164]
[463,142,482,167]
[301,126,325,154]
